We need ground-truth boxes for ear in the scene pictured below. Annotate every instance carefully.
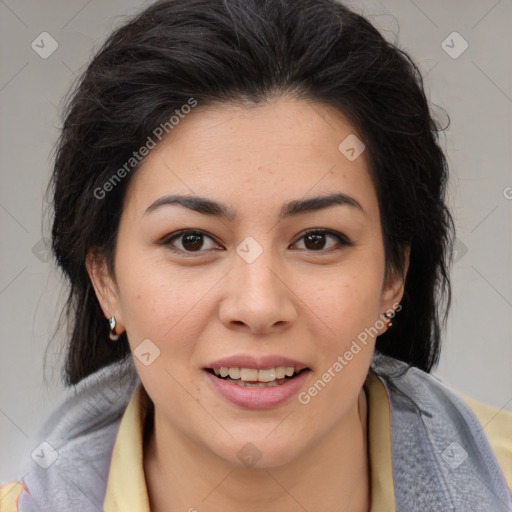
[378,245,410,328]
[85,248,125,334]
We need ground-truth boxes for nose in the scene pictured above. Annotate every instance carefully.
[218,246,298,335]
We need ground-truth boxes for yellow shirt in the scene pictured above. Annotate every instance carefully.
[2,373,511,511]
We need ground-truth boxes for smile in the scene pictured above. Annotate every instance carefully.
[211,366,304,385]
[204,367,311,408]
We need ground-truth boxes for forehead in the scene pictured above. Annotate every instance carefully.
[122,97,378,221]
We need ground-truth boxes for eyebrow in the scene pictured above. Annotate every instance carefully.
[144,192,364,221]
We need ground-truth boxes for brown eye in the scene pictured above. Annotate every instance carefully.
[163,230,220,254]
[181,232,205,251]
[293,230,352,252]
[304,232,327,250]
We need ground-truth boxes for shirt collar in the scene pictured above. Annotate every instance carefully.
[103,384,151,512]
[103,373,395,511]
[366,371,396,511]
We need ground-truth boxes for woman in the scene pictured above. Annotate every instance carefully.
[1,0,511,510]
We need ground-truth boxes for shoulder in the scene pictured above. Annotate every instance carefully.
[371,353,512,510]
[1,358,140,511]
[457,391,512,493]
[0,481,26,512]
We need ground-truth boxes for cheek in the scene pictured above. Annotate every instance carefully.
[303,258,384,347]
[298,268,382,411]
[115,262,209,399]
[120,269,204,345]
[113,240,196,346]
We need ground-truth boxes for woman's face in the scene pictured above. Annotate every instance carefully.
[88,97,406,468]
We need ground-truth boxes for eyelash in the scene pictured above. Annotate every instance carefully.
[160,229,353,256]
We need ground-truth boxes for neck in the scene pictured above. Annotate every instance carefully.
[144,388,370,512]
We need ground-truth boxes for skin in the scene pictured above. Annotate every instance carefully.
[87,96,409,512]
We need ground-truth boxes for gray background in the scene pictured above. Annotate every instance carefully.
[1,0,511,482]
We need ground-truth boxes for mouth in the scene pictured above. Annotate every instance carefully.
[204,366,311,388]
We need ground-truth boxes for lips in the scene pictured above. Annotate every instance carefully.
[203,366,311,409]
[202,354,311,408]
[205,354,310,372]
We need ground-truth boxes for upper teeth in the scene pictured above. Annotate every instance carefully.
[213,367,299,382]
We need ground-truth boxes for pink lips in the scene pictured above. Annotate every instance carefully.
[203,353,311,409]
[203,368,311,409]
[205,354,309,371]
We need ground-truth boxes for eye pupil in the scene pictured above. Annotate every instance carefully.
[182,233,203,251]
[304,232,326,250]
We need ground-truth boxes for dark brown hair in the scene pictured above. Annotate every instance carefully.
[46,0,454,385]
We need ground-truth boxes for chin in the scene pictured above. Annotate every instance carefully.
[211,435,307,470]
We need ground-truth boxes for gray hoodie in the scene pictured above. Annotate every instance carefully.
[11,353,512,511]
